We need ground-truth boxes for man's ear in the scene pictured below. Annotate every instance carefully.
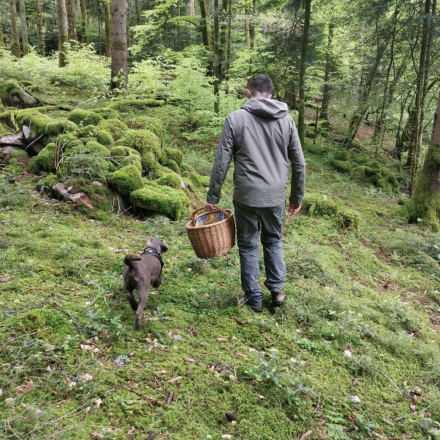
[160,240,168,253]
[247,89,252,99]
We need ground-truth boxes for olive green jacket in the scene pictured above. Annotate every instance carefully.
[207,98,306,207]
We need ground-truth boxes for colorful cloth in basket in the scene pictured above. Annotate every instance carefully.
[195,210,227,226]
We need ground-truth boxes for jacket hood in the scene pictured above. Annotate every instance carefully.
[241,98,289,119]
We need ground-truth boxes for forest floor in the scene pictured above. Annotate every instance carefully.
[1,90,440,440]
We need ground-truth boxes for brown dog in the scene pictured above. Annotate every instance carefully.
[124,238,168,330]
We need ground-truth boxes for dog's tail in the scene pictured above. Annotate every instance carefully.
[124,254,142,268]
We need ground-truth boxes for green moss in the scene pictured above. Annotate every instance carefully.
[10,150,28,159]
[97,118,128,141]
[16,111,54,135]
[141,151,157,173]
[165,147,183,166]
[32,143,58,171]
[164,159,181,174]
[92,107,120,120]
[126,116,163,137]
[302,193,339,217]
[182,163,209,187]
[121,155,142,172]
[57,133,83,151]
[351,165,372,182]
[351,164,398,193]
[115,130,161,156]
[130,183,186,220]
[36,174,57,190]
[353,154,369,165]
[335,208,360,230]
[96,130,114,147]
[0,79,38,107]
[78,125,97,138]
[334,150,349,161]
[111,99,165,112]
[68,109,103,126]
[82,141,110,157]
[45,120,78,136]
[331,159,350,173]
[110,146,141,159]
[156,172,181,189]
[317,119,332,130]
[109,165,143,195]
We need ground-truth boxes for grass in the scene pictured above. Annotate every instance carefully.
[1,101,440,439]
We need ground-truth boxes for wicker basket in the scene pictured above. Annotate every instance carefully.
[185,207,235,259]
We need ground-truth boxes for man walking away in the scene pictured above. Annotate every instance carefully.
[205,74,306,312]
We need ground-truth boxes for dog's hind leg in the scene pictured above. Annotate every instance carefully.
[126,290,138,311]
[135,287,149,331]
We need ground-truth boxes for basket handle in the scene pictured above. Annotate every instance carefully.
[191,206,232,226]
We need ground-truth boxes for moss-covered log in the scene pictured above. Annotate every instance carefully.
[0,80,38,108]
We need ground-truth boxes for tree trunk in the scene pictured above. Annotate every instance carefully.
[395,108,416,162]
[19,0,29,55]
[134,0,141,24]
[57,0,69,67]
[298,0,311,147]
[247,0,255,78]
[409,0,431,194]
[407,91,440,231]
[110,0,128,90]
[104,0,111,56]
[80,0,87,43]
[35,0,45,55]
[320,21,333,120]
[0,6,4,47]
[10,0,21,58]
[244,0,250,46]
[219,0,227,80]
[199,0,209,48]
[225,0,232,85]
[97,0,102,54]
[66,0,77,41]
[213,0,220,113]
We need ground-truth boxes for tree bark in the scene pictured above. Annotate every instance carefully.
[135,0,141,24]
[298,0,311,147]
[225,0,232,85]
[213,0,220,113]
[80,0,87,43]
[110,0,128,90]
[199,0,210,48]
[66,0,77,41]
[247,0,255,78]
[244,0,250,46]
[35,0,45,55]
[10,0,21,58]
[219,0,227,80]
[57,0,69,67]
[19,0,29,55]
[320,21,333,120]
[409,0,431,194]
[104,0,112,56]
[0,6,4,47]
[407,91,440,231]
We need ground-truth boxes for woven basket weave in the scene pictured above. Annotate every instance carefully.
[185,207,235,259]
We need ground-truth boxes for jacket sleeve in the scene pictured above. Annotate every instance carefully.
[287,118,306,205]
[207,115,234,204]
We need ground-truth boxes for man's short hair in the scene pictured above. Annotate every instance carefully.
[249,74,272,96]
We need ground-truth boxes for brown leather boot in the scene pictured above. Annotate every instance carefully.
[271,289,286,307]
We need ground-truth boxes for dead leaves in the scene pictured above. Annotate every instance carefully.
[0,274,11,282]
[299,430,313,440]
[16,380,33,393]
[215,338,228,343]
[167,376,183,383]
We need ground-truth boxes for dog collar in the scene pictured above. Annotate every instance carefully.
[141,247,164,268]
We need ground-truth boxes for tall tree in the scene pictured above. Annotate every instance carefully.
[19,0,29,55]
[135,0,141,24]
[9,0,21,58]
[298,0,311,147]
[110,0,128,89]
[407,90,440,231]
[320,20,334,120]
[35,0,45,55]
[225,0,232,84]
[0,7,4,47]
[80,0,87,43]
[199,0,210,48]
[57,0,69,67]
[103,0,111,56]
[66,0,77,41]
[213,0,220,112]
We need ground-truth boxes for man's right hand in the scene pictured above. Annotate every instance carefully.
[289,203,302,218]
[205,202,217,213]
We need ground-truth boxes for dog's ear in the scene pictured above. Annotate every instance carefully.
[160,240,168,253]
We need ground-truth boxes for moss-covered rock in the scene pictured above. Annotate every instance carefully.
[80,141,110,157]
[36,174,58,191]
[111,99,165,112]
[78,125,97,138]
[96,130,114,147]
[126,116,163,138]
[9,149,28,159]
[334,150,350,161]
[97,118,128,141]
[353,154,369,165]
[331,159,350,173]
[57,133,83,151]
[16,111,54,135]
[45,119,77,136]
[302,193,339,217]
[115,130,161,156]
[32,143,58,171]
[164,159,181,174]
[141,152,157,173]
[92,107,120,120]
[182,163,209,188]
[109,165,143,195]
[351,162,398,193]
[121,155,142,172]
[130,183,186,220]
[110,145,141,159]
[68,109,103,126]
[0,80,38,108]
[335,208,360,230]
[156,172,181,189]
[165,147,183,166]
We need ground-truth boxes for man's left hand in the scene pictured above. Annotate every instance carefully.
[205,202,217,213]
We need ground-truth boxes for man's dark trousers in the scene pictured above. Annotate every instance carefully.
[234,201,286,307]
